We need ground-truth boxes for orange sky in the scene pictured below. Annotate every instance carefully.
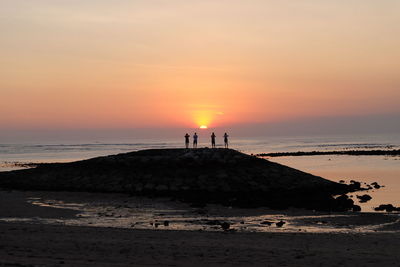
[1,1,399,129]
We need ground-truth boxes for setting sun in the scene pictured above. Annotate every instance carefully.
[0,2,399,265]
[192,109,215,129]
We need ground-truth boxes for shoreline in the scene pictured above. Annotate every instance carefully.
[0,189,399,266]
[1,190,399,233]
[2,149,399,171]
[0,147,399,265]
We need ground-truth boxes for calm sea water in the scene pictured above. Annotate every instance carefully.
[1,133,399,211]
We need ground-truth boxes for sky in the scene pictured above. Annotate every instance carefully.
[1,0,399,136]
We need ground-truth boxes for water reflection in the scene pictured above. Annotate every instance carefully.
[1,193,398,234]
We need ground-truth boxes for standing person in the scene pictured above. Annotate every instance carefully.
[211,132,216,148]
[224,132,229,148]
[184,133,190,149]
[193,132,198,148]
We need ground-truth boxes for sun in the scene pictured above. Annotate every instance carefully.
[199,125,208,129]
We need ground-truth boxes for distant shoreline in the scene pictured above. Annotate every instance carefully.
[257,149,400,157]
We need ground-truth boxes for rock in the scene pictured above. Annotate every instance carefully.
[371,182,381,189]
[220,222,230,231]
[217,172,228,179]
[352,205,361,212]
[0,148,351,211]
[155,184,168,191]
[197,175,208,183]
[144,183,154,190]
[163,221,169,227]
[276,220,286,227]
[260,221,273,226]
[134,183,143,192]
[374,204,400,212]
[349,180,361,191]
[169,185,178,191]
[194,209,207,215]
[334,194,355,211]
[205,220,221,226]
[221,183,231,192]
[356,194,372,203]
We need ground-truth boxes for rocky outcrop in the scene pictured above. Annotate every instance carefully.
[374,204,400,212]
[257,149,400,157]
[357,194,372,203]
[0,148,355,211]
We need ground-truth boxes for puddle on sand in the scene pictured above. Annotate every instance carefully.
[1,192,399,233]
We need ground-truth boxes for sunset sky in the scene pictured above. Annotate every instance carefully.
[1,1,399,133]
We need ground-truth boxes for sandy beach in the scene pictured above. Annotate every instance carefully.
[1,190,399,267]
[2,221,400,267]
[1,149,399,267]
[3,0,400,265]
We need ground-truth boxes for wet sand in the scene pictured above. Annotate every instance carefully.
[0,190,400,266]
[1,221,400,267]
[2,190,400,233]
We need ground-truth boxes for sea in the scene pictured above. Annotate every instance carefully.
[1,133,399,212]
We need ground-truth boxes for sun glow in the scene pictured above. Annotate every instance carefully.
[192,109,215,129]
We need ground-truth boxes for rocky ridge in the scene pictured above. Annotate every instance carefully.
[0,148,356,211]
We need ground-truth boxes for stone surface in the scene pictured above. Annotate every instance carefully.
[0,148,355,210]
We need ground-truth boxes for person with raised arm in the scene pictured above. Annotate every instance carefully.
[224,132,229,148]
[193,132,198,148]
[184,133,190,149]
[211,132,216,148]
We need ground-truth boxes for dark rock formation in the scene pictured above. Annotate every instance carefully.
[334,195,355,211]
[374,204,400,212]
[220,222,230,231]
[0,148,356,211]
[257,149,400,157]
[260,221,273,226]
[352,205,362,212]
[276,220,286,227]
[371,182,381,189]
[349,180,362,191]
[356,194,372,203]
[205,220,221,226]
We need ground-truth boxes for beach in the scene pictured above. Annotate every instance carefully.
[2,221,400,267]
[1,137,399,266]
[1,190,400,267]
[3,1,400,265]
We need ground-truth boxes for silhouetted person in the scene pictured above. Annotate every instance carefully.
[224,132,229,148]
[184,133,190,149]
[211,132,216,148]
[193,132,198,148]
